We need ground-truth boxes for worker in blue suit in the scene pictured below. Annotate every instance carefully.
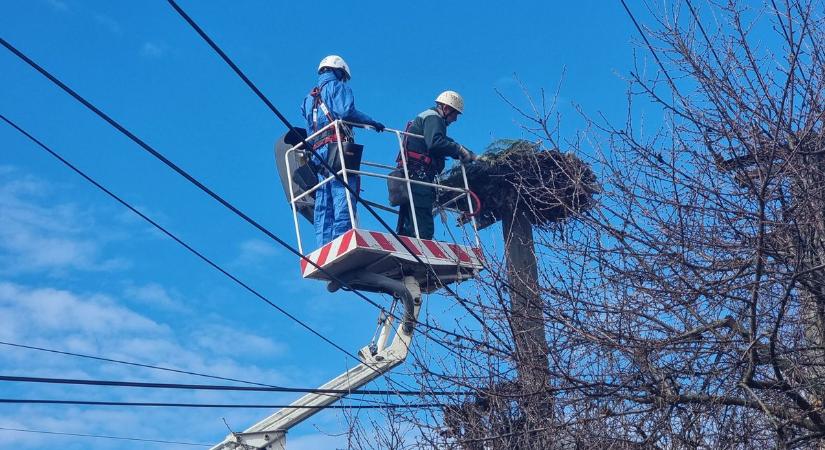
[301,55,384,246]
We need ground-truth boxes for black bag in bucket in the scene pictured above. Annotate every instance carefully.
[387,169,409,206]
[325,142,364,174]
[292,161,318,191]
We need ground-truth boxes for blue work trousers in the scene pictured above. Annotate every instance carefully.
[314,173,359,246]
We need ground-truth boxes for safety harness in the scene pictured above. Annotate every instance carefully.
[401,121,432,166]
[310,83,352,150]
[398,110,442,168]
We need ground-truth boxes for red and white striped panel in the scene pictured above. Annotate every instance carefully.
[300,228,483,278]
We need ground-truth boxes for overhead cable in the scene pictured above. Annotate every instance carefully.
[0,398,442,409]
[0,340,272,388]
[164,0,512,353]
[0,41,504,357]
[0,112,363,367]
[0,374,464,396]
[0,111,500,404]
[0,114,440,410]
[0,426,208,447]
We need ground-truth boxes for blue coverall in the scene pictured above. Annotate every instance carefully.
[301,70,380,246]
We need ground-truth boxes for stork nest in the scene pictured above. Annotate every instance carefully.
[438,139,598,230]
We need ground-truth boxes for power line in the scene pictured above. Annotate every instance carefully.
[0,114,508,434]
[0,340,407,411]
[0,340,274,388]
[0,374,463,396]
[0,426,209,447]
[0,115,436,413]
[0,110,497,405]
[164,0,513,353]
[166,2,618,402]
[0,112,365,369]
[0,39,505,359]
[0,398,442,409]
[1,36,512,416]
[4,18,596,432]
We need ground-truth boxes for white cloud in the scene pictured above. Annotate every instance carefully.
[191,324,287,358]
[123,282,188,312]
[93,13,122,35]
[240,239,279,259]
[0,407,215,449]
[0,280,292,383]
[45,0,68,12]
[229,238,282,270]
[0,282,165,339]
[0,170,128,274]
[288,433,348,450]
[0,168,331,449]
[140,42,166,58]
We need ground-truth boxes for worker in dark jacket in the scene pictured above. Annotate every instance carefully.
[301,55,384,246]
[396,90,475,239]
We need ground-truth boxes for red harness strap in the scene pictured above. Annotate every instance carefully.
[311,134,341,149]
[404,151,432,165]
[398,120,432,166]
[310,84,351,150]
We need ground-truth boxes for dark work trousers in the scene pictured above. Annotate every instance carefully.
[396,182,435,240]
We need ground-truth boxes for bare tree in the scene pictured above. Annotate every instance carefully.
[521,0,825,447]
[345,1,825,449]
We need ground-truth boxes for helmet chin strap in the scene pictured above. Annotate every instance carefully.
[334,68,349,82]
[436,104,446,118]
[436,104,456,125]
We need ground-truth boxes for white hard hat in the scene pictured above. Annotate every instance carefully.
[435,90,464,114]
[318,55,351,80]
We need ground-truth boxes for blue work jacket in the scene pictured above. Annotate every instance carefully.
[301,71,377,139]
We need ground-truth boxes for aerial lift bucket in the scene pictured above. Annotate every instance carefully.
[274,127,313,223]
[214,120,482,449]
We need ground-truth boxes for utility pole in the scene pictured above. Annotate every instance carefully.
[439,139,597,448]
[502,203,553,449]
[502,204,551,399]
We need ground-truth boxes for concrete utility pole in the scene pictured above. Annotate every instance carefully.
[439,139,597,447]
[501,203,554,450]
[502,205,551,397]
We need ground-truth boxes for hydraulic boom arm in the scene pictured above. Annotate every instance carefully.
[210,276,422,450]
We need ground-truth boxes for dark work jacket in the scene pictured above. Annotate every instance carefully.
[402,108,462,180]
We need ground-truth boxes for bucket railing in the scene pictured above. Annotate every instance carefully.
[285,119,479,255]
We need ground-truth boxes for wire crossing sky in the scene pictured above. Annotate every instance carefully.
[0,1,643,449]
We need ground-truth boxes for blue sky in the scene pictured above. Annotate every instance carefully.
[1,1,640,448]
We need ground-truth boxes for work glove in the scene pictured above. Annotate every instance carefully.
[372,122,385,132]
[459,146,476,163]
